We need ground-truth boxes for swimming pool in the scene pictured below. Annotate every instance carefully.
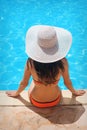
[0,0,87,90]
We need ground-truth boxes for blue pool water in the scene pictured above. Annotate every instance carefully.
[0,0,87,90]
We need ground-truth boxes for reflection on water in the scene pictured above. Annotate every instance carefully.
[0,0,87,90]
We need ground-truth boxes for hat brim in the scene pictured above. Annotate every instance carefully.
[26,25,72,63]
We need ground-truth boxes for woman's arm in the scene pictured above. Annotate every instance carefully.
[6,60,31,97]
[61,58,85,96]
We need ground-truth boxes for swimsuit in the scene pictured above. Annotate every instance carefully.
[30,94,61,108]
[30,95,61,108]
[33,79,59,85]
[30,79,60,108]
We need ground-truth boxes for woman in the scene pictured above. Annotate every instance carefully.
[6,25,85,108]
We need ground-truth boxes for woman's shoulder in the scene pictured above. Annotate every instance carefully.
[27,58,34,70]
[61,58,68,67]
[61,57,67,62]
[27,58,39,79]
[60,58,69,74]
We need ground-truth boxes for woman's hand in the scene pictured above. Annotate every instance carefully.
[6,91,19,97]
[72,90,86,96]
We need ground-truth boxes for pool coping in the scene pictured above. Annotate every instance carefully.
[0,90,87,106]
[0,90,87,130]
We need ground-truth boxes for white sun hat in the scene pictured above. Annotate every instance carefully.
[26,25,72,63]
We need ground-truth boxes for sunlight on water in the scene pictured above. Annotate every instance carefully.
[0,0,87,90]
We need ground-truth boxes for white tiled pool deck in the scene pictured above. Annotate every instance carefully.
[0,90,87,130]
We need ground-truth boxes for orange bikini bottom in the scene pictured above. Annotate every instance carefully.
[30,95,61,108]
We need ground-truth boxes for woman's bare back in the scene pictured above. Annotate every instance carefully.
[28,59,62,102]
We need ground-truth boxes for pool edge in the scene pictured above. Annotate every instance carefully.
[0,90,87,106]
